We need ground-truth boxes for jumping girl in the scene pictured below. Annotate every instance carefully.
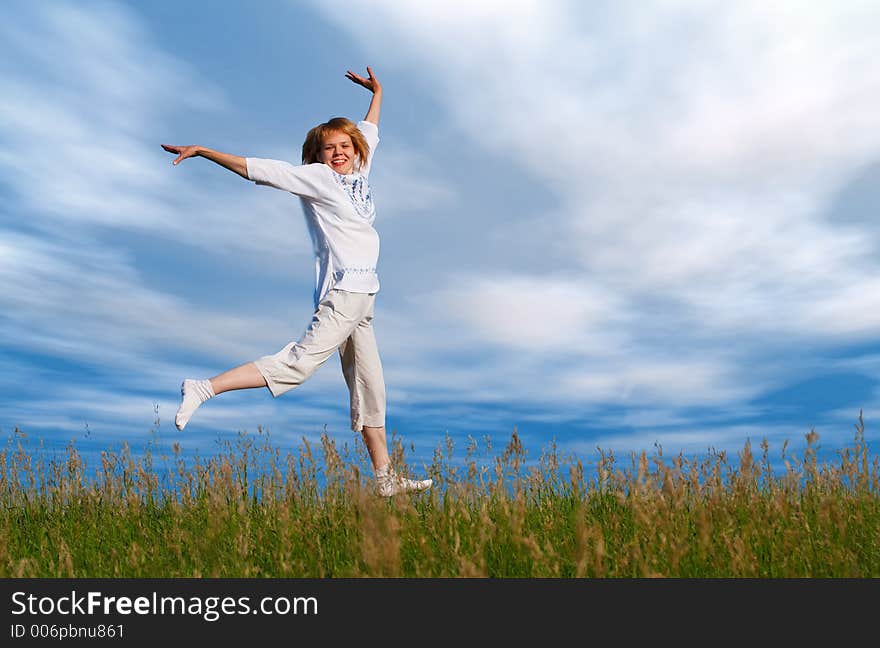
[162,67,432,497]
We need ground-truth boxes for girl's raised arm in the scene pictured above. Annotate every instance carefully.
[345,66,383,126]
[161,144,249,179]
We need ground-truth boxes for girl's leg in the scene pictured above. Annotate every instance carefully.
[175,362,268,431]
[339,304,432,496]
[177,290,366,432]
[361,425,391,471]
[338,307,389,472]
[209,361,267,394]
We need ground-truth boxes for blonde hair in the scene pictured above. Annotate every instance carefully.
[301,117,370,171]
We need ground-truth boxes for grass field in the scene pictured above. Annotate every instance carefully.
[1,417,878,577]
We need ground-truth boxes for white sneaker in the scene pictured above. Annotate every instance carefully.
[376,467,433,497]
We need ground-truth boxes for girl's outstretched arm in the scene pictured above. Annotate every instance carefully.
[161,144,249,179]
[345,66,382,126]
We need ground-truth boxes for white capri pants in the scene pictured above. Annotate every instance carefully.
[253,289,386,432]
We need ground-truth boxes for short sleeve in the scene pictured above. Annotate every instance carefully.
[356,121,379,176]
[246,158,332,201]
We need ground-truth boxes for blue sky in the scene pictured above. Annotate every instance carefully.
[2,0,880,470]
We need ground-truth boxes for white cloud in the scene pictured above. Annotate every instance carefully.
[0,3,321,412]
[0,2,322,269]
[0,3,217,227]
[0,228,312,385]
[370,148,457,216]
[559,358,753,406]
[4,0,879,455]
[311,0,880,417]
[435,274,630,352]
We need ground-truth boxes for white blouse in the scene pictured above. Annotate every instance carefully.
[246,120,381,307]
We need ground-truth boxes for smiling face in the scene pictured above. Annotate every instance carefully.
[319,130,356,175]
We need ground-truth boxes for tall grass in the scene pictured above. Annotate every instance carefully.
[1,416,878,577]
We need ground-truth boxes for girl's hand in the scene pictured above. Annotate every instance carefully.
[345,66,382,94]
[161,144,200,165]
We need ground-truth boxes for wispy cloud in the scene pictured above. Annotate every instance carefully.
[0,228,295,366]
[0,2,220,228]
[3,0,879,457]
[0,1,326,268]
[311,0,880,426]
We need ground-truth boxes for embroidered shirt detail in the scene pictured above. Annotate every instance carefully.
[334,267,377,280]
[331,171,376,221]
